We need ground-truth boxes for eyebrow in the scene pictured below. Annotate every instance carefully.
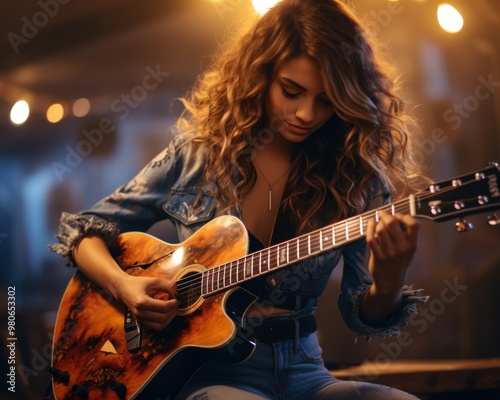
[280,77,307,91]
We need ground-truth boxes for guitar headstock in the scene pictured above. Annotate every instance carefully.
[414,162,500,227]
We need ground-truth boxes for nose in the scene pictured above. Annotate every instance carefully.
[295,98,315,124]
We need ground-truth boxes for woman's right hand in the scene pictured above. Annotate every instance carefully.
[111,274,179,332]
[73,234,179,332]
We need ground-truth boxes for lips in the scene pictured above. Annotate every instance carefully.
[284,120,313,134]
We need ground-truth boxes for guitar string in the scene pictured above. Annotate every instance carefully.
[176,177,485,295]
[175,205,407,295]
[177,193,436,295]
[176,201,411,292]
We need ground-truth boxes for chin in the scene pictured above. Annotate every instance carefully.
[281,131,313,144]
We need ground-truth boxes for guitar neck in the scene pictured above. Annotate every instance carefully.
[194,162,500,298]
[200,196,415,297]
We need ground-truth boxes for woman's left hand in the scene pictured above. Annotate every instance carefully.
[366,210,419,294]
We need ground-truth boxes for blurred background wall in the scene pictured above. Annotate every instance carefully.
[0,0,499,398]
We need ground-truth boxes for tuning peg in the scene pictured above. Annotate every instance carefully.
[487,212,500,226]
[455,218,473,233]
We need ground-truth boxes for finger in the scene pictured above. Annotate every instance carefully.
[366,214,384,257]
[139,296,179,314]
[376,211,411,249]
[133,299,179,331]
[135,299,179,321]
[394,213,419,247]
[144,277,178,299]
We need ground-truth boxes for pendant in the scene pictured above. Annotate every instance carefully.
[268,186,272,211]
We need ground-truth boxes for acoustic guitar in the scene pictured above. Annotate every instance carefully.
[49,163,500,399]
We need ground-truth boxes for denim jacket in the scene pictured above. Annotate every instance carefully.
[50,133,428,339]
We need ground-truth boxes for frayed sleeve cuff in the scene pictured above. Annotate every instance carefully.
[350,284,429,342]
[48,212,120,267]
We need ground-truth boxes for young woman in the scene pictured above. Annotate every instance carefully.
[51,0,428,398]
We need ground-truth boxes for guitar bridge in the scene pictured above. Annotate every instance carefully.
[124,308,142,352]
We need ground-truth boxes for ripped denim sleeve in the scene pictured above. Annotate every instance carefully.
[48,212,120,267]
[346,283,429,341]
[339,240,429,340]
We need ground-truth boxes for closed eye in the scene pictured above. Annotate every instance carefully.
[319,96,332,106]
[281,86,300,99]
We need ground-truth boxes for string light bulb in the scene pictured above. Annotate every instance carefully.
[437,3,464,33]
[47,103,65,123]
[252,0,281,15]
[72,97,91,117]
[10,100,30,125]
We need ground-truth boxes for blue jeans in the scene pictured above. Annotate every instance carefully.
[176,333,420,400]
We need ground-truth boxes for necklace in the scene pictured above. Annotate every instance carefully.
[254,160,292,211]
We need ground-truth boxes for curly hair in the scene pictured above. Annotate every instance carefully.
[176,0,424,234]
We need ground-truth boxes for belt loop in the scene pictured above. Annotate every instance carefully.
[293,317,299,353]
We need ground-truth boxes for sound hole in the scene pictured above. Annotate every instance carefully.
[176,270,204,315]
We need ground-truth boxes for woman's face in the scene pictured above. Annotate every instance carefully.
[265,55,335,144]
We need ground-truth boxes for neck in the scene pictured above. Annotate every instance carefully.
[255,132,295,163]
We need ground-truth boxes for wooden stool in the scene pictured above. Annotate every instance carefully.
[330,358,500,399]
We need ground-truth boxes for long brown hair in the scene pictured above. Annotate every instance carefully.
[176,0,424,234]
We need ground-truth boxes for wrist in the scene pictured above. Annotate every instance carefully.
[368,283,402,303]
[108,270,130,301]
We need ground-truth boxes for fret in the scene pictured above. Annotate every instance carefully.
[216,267,220,291]
[345,221,349,241]
[359,216,364,235]
[298,237,309,259]
[409,194,416,216]
[311,231,321,254]
[236,259,241,283]
[223,264,227,287]
[251,253,254,280]
[286,241,290,264]
[319,230,323,251]
[289,240,297,263]
[391,203,395,215]
[209,269,214,293]
[205,270,209,294]
[244,257,250,279]
[332,225,336,246]
[202,271,207,296]
[241,259,248,280]
[296,238,300,259]
[278,245,287,267]
[307,234,311,255]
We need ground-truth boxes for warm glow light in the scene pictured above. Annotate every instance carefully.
[72,97,91,117]
[437,4,464,33]
[47,103,65,123]
[252,0,281,15]
[10,100,30,125]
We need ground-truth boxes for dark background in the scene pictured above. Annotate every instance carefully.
[0,1,499,398]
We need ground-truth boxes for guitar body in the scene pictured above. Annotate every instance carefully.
[51,215,256,400]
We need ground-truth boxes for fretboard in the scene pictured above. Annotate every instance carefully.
[200,196,415,297]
